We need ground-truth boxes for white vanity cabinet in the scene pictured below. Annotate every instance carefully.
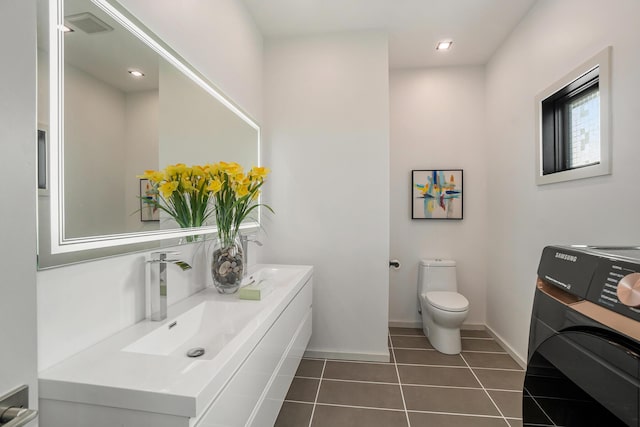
[39,265,313,427]
[195,279,312,427]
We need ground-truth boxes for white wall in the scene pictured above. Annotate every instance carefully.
[39,47,160,239]
[124,90,159,233]
[389,67,488,327]
[485,0,640,360]
[158,61,257,171]
[262,32,390,361]
[64,65,127,238]
[119,0,263,122]
[0,0,39,409]
[36,0,263,371]
[37,244,208,370]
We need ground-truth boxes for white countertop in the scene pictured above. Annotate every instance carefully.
[38,264,313,420]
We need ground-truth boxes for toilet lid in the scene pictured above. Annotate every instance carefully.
[426,291,469,312]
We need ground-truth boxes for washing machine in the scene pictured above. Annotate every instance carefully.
[524,246,640,426]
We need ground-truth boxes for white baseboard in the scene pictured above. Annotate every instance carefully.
[388,320,422,328]
[388,320,487,331]
[486,325,527,369]
[304,349,390,363]
[461,323,486,331]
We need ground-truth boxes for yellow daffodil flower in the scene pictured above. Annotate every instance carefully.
[249,166,270,179]
[159,181,179,198]
[181,176,194,191]
[192,165,205,177]
[233,172,247,185]
[165,163,188,178]
[137,162,271,240]
[209,163,223,177]
[236,185,249,197]
[207,178,222,194]
[137,170,165,183]
[219,161,242,176]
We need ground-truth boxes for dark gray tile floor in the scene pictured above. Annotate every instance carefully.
[275,327,525,427]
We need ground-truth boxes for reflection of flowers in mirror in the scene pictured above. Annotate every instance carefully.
[137,162,272,243]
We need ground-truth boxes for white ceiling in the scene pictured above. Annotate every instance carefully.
[37,0,161,93]
[63,0,160,92]
[241,0,538,69]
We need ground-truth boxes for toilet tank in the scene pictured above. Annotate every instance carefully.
[418,259,457,293]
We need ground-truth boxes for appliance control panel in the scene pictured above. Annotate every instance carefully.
[537,246,600,299]
[586,258,640,322]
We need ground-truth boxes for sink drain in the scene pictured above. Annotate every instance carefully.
[186,347,205,358]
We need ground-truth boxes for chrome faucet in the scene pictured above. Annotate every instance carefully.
[147,251,192,321]
[240,234,262,274]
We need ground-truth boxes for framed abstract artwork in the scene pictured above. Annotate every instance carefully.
[412,169,463,220]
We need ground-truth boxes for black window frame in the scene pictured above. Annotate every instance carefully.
[540,66,600,176]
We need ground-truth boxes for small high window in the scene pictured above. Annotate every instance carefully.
[535,47,611,185]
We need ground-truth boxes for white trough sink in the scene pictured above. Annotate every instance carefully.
[38,264,313,425]
[123,301,257,360]
[123,267,298,360]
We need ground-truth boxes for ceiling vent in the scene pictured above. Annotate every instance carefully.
[65,12,113,34]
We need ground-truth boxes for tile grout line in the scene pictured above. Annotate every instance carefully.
[300,358,394,366]
[392,362,523,372]
[321,378,484,390]
[406,409,510,419]
[390,333,494,340]
[312,402,521,421]
[394,347,507,355]
[461,366,524,372]
[312,378,403,386]
[284,399,315,405]
[396,362,522,372]
[284,400,519,420]
[389,333,412,427]
[524,386,558,427]
[314,402,406,412]
[292,376,521,392]
[291,331,521,426]
[460,353,511,426]
[307,359,326,427]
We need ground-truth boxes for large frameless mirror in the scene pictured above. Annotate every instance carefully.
[37,0,260,268]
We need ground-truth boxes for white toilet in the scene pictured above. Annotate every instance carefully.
[418,259,469,355]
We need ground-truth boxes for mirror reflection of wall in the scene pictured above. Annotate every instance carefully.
[36,0,260,268]
[62,0,160,238]
[62,59,161,237]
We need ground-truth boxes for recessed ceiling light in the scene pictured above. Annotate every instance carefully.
[436,41,453,51]
[61,25,74,33]
[128,70,145,78]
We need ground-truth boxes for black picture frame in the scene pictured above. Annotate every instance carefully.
[411,169,463,220]
[139,179,159,222]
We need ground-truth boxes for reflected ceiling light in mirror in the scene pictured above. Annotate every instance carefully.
[128,69,145,78]
[436,40,453,51]
[62,25,74,32]
[94,0,258,132]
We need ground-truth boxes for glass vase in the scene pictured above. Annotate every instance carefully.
[211,235,244,294]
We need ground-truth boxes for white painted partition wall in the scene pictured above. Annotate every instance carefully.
[485,0,640,360]
[0,0,39,420]
[262,31,391,362]
[389,67,489,329]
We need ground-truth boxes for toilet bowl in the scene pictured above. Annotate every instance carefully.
[418,260,469,355]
